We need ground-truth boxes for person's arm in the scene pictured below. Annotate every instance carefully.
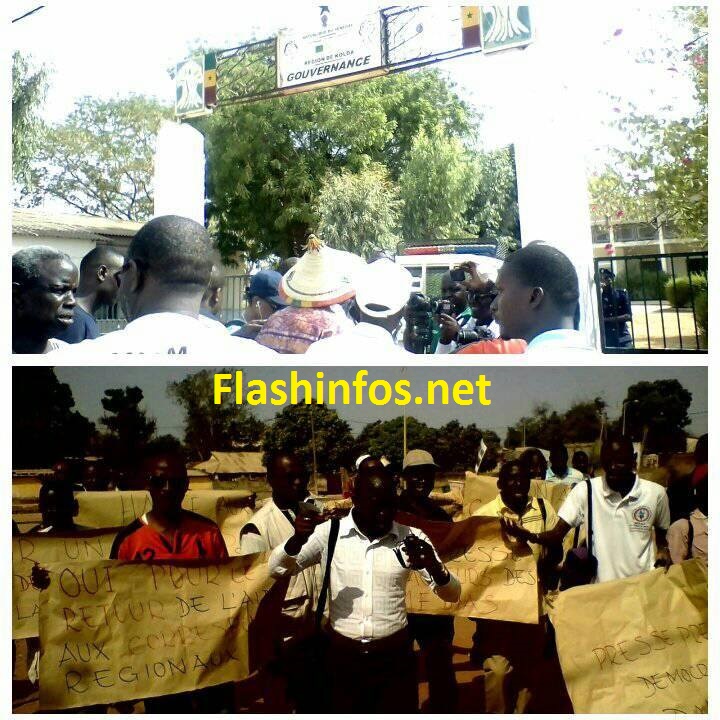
[403,531,461,603]
[268,515,327,579]
[665,520,687,565]
[654,491,672,568]
[501,517,571,547]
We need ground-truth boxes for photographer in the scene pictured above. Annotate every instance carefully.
[434,269,475,353]
[436,262,500,354]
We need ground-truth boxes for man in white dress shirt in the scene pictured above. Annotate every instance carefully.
[545,443,585,484]
[269,466,460,713]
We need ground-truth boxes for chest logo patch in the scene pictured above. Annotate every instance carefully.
[632,506,651,523]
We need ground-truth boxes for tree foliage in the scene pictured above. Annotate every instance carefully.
[465,145,520,252]
[168,370,266,461]
[505,398,606,449]
[621,379,692,452]
[354,417,498,472]
[315,163,402,256]
[262,403,354,476]
[36,95,172,220]
[200,70,473,260]
[13,368,95,469]
[603,8,707,240]
[399,127,478,241]
[98,386,157,471]
[12,51,48,198]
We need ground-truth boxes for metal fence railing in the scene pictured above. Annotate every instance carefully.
[594,252,708,353]
[221,274,251,323]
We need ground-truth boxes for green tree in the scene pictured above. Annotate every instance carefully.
[262,403,354,476]
[355,417,438,470]
[12,51,48,199]
[99,386,157,471]
[12,368,95,469]
[200,69,473,260]
[315,163,402,256]
[433,421,492,472]
[399,126,478,241]
[465,145,520,252]
[504,399,606,450]
[36,95,172,220]
[168,369,266,461]
[611,8,707,240]
[621,379,692,453]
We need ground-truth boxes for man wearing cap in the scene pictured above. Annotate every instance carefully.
[229,269,287,339]
[599,268,633,348]
[304,258,412,358]
[397,449,458,713]
[256,235,353,354]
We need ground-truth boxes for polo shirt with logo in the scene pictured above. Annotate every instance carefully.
[558,475,671,583]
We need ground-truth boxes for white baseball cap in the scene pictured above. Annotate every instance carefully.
[353,259,413,318]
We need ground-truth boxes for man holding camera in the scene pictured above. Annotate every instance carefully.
[268,465,460,713]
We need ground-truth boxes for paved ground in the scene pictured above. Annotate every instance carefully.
[623,303,704,351]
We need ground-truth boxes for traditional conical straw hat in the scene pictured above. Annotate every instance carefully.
[279,235,356,307]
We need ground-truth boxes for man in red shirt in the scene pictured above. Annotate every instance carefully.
[111,451,230,711]
[110,452,228,561]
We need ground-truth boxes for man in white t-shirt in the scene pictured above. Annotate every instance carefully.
[545,443,584,484]
[304,258,411,359]
[502,434,671,583]
[50,216,275,357]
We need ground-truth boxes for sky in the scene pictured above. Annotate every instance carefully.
[52,365,708,440]
[8,2,700,180]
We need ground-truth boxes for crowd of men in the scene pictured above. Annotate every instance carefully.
[17,432,707,713]
[12,214,601,356]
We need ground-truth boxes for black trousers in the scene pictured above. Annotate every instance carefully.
[407,613,458,713]
[326,627,418,713]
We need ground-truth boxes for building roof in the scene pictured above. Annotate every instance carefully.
[191,451,266,475]
[13,209,143,242]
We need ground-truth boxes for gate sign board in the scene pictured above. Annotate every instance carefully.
[276,13,383,89]
[175,55,208,118]
[481,5,532,53]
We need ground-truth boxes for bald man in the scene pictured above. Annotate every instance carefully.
[52,246,123,343]
[269,467,460,713]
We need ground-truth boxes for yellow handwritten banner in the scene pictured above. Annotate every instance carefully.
[398,512,539,624]
[75,491,254,556]
[549,560,708,714]
[38,555,275,710]
[529,478,573,510]
[461,473,499,517]
[12,531,118,639]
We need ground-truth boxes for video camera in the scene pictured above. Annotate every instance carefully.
[405,292,454,353]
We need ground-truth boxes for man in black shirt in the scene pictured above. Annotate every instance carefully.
[599,268,633,348]
[52,246,124,343]
[397,449,458,713]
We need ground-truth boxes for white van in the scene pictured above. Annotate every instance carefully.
[395,252,503,298]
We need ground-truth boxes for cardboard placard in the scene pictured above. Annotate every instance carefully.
[38,555,276,710]
[12,531,118,639]
[399,512,539,624]
[549,560,708,714]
